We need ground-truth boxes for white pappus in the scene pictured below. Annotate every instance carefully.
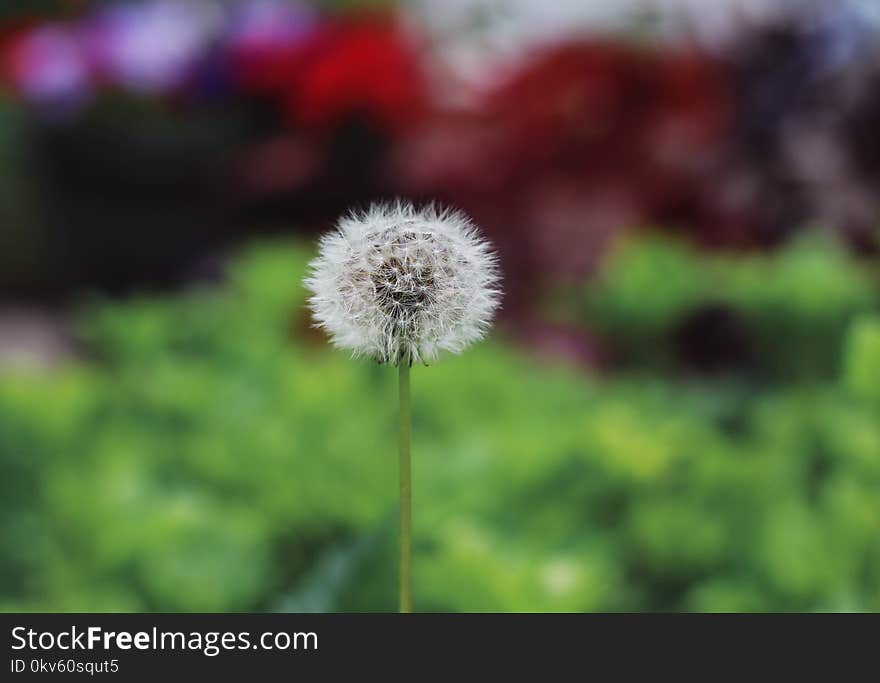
[305,201,502,365]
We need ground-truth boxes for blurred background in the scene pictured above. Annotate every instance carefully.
[1,0,879,612]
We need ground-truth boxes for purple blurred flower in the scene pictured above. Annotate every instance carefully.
[6,25,93,111]
[83,0,223,95]
[226,0,318,51]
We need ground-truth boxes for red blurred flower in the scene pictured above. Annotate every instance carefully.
[287,15,428,133]
[231,10,428,134]
[488,41,645,174]
[484,40,728,188]
[231,39,311,95]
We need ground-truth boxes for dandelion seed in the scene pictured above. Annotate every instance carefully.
[304,201,502,366]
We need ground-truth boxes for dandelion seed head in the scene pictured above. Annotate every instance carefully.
[305,201,502,365]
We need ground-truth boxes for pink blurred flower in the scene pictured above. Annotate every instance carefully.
[226,0,318,94]
[228,0,317,53]
[3,25,92,110]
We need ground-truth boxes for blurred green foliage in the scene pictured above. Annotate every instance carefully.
[583,232,878,378]
[1,236,879,612]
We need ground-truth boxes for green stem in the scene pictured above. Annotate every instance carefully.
[398,358,413,613]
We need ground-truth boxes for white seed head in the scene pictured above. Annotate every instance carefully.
[304,201,502,365]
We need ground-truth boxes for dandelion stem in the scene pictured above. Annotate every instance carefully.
[398,357,413,613]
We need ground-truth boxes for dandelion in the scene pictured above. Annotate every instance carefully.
[304,201,501,611]
[305,201,501,366]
